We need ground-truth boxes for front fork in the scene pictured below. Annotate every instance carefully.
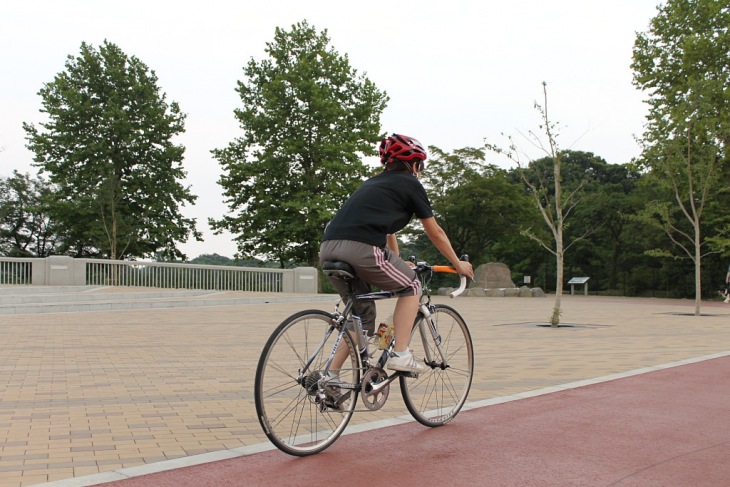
[417,303,448,368]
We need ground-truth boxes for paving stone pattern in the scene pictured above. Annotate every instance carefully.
[0,288,729,486]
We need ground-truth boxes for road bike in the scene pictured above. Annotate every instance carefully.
[254,256,474,456]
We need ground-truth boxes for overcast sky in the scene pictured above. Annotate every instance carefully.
[1,0,661,259]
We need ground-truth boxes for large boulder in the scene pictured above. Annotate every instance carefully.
[518,285,532,297]
[472,263,515,289]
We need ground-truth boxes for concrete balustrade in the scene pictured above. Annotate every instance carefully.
[0,256,319,294]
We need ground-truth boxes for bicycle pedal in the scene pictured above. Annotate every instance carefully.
[396,371,419,379]
[336,391,352,404]
[324,391,352,411]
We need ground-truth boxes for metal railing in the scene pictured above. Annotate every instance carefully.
[84,259,283,292]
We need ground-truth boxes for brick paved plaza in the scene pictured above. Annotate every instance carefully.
[1,288,729,486]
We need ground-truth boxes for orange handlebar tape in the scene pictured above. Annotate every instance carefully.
[433,266,458,274]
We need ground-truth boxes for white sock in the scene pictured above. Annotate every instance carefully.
[394,350,409,357]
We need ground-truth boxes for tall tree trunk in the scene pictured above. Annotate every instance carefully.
[111,218,118,285]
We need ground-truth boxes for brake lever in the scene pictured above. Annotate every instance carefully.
[458,254,476,282]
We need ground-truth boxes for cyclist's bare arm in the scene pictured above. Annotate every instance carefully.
[386,233,399,255]
[420,217,474,278]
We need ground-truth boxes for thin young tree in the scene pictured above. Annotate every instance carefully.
[486,82,592,327]
[632,0,730,314]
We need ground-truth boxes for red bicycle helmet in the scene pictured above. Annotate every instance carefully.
[379,134,427,166]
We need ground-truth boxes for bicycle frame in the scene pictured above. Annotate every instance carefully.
[300,265,464,397]
[255,256,473,455]
[299,290,392,384]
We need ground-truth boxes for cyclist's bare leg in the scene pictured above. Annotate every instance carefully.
[393,294,419,353]
[328,294,419,375]
[328,343,351,378]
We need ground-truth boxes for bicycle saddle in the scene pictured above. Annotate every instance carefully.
[321,260,356,279]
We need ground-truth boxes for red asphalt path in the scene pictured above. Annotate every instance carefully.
[103,356,730,487]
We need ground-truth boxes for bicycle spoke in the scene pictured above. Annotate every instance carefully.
[255,310,359,456]
[400,305,473,427]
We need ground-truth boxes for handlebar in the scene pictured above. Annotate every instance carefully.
[449,275,468,299]
[410,254,471,299]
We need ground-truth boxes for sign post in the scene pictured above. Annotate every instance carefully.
[567,277,590,295]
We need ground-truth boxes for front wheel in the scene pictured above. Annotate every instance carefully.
[254,309,360,456]
[400,304,473,427]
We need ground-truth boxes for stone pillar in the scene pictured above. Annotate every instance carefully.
[31,258,45,285]
[45,256,76,286]
[294,267,318,293]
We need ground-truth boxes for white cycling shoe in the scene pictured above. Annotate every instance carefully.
[386,350,427,374]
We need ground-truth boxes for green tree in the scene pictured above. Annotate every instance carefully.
[23,40,200,261]
[632,0,730,314]
[189,253,235,266]
[487,83,590,326]
[416,146,537,267]
[0,171,60,257]
[532,152,643,292]
[211,20,388,267]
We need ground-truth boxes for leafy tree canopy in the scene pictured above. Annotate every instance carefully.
[211,20,388,267]
[23,40,200,260]
[632,0,730,150]
[411,146,538,266]
[0,171,60,257]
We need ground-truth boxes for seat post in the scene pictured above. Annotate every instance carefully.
[344,276,357,300]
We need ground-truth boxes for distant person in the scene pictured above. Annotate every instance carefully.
[725,264,730,304]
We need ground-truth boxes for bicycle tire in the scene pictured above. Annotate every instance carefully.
[400,304,474,427]
[254,309,361,456]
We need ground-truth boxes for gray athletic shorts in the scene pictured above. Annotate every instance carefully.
[319,239,420,334]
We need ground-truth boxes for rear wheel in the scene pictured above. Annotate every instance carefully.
[400,304,473,426]
[254,310,360,456]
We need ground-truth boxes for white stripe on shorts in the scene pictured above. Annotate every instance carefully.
[373,246,420,295]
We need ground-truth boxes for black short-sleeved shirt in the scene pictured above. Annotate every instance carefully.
[322,170,434,248]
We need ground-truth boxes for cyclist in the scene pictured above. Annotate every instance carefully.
[319,133,474,374]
